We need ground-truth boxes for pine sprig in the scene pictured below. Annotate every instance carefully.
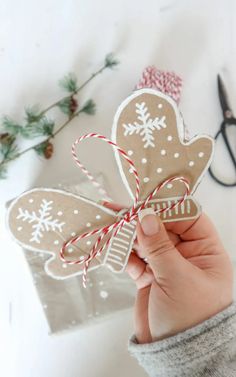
[20,117,55,139]
[0,52,119,179]
[59,73,78,94]
[105,53,119,69]
[25,105,43,123]
[80,99,96,115]
[2,116,22,135]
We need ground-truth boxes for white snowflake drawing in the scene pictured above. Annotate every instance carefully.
[17,199,65,244]
[123,102,167,148]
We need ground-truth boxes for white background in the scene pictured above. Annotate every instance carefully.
[0,0,236,376]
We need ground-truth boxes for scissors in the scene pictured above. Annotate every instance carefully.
[208,74,236,187]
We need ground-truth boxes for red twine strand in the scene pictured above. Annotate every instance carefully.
[60,133,190,287]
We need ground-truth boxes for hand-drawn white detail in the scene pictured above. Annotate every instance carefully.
[167,135,173,141]
[161,149,166,156]
[158,103,163,109]
[17,226,22,231]
[198,152,204,158]
[157,168,163,173]
[123,102,167,148]
[167,184,173,189]
[57,211,63,216]
[143,177,149,183]
[54,240,59,245]
[141,158,147,164]
[100,290,108,299]
[127,150,133,156]
[17,199,65,244]
[73,210,79,214]
[86,240,92,245]
[174,152,180,158]
[189,161,194,167]
[86,222,91,227]
[62,263,67,268]
[29,199,34,203]
[96,215,101,220]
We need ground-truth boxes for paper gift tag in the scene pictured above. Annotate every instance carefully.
[7,89,214,280]
[112,89,214,203]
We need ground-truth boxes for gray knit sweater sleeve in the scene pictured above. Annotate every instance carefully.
[128,303,236,377]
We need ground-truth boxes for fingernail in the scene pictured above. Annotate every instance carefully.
[138,208,160,236]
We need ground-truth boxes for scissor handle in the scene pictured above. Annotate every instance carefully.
[209,120,236,187]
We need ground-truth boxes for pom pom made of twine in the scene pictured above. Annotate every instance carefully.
[60,133,190,287]
[136,66,182,104]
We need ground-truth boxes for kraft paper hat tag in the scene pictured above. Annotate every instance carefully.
[6,89,214,280]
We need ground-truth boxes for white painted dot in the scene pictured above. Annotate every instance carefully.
[57,211,63,216]
[62,263,67,268]
[80,256,85,261]
[54,240,59,245]
[71,232,76,237]
[167,135,173,141]
[68,247,74,253]
[189,161,195,167]
[96,214,101,220]
[29,198,34,203]
[143,177,149,183]
[73,210,79,214]
[167,183,173,189]
[99,281,104,286]
[17,226,22,231]
[156,168,163,174]
[158,103,163,109]
[198,152,204,158]
[129,168,134,174]
[86,240,92,245]
[174,153,180,158]
[128,150,133,156]
[86,222,91,227]
[161,149,166,156]
[100,290,109,299]
[141,158,147,164]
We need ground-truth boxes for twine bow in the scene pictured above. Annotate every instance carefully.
[60,133,190,287]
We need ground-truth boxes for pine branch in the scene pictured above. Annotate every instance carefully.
[0,53,119,179]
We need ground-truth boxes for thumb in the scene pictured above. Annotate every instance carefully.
[137,208,187,280]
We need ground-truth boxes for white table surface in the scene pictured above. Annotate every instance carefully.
[0,0,236,376]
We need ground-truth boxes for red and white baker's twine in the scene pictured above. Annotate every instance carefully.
[60,133,190,288]
[136,66,182,104]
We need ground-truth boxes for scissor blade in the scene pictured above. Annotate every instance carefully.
[217,74,233,118]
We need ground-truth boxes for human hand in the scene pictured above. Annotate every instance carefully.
[126,208,234,343]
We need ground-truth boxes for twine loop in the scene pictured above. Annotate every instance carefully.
[60,133,190,287]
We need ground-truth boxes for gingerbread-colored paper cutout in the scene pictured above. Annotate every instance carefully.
[112,89,214,202]
[6,89,214,280]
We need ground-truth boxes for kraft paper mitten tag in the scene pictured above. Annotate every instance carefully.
[112,89,214,217]
[6,89,214,282]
